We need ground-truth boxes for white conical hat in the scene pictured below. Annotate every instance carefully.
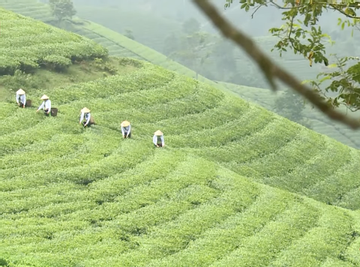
[154,130,163,136]
[81,107,90,113]
[17,89,25,95]
[41,95,49,100]
[121,120,130,127]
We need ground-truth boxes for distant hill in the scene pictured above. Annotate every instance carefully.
[75,5,183,53]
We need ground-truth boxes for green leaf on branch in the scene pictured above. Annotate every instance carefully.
[227,0,360,114]
[319,76,331,83]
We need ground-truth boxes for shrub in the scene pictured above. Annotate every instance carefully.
[2,70,41,92]
[42,55,72,72]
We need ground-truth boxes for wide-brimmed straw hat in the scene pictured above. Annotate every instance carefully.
[121,120,130,127]
[17,89,25,95]
[154,130,163,136]
[41,95,49,100]
[81,107,90,113]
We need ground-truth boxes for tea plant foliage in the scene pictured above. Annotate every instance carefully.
[2,59,360,266]
[1,4,360,267]
[0,8,107,75]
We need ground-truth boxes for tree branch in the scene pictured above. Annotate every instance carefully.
[192,0,360,129]
[287,14,302,54]
[251,5,262,19]
[329,4,360,20]
[269,0,293,10]
[240,1,360,20]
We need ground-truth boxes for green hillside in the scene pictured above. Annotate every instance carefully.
[2,60,360,266]
[2,0,360,152]
[0,16,107,76]
[0,0,315,81]
[2,6,360,266]
[0,0,201,80]
[0,0,53,21]
[221,82,360,149]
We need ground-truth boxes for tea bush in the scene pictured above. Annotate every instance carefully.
[0,8,108,75]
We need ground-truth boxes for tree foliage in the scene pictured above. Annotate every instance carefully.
[182,17,201,34]
[212,40,237,81]
[163,18,242,82]
[49,0,76,23]
[164,29,215,79]
[273,89,312,129]
[124,29,135,40]
[223,0,360,113]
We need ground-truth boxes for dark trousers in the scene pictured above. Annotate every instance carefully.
[154,143,163,147]
[83,121,92,127]
[124,131,131,138]
[44,109,49,116]
[18,102,25,107]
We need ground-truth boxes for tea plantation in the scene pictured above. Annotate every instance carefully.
[2,6,360,267]
[221,82,360,149]
[2,0,360,151]
[0,8,107,76]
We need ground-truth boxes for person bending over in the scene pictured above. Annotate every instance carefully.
[153,130,165,147]
[36,95,51,116]
[121,120,132,138]
[16,88,26,108]
[79,107,92,127]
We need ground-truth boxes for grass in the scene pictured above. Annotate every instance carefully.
[2,5,360,266]
[0,56,136,102]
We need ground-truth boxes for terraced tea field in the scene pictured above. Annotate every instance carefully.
[3,59,360,266]
[0,0,53,21]
[2,0,359,150]
[2,6,360,266]
[221,82,360,149]
[0,7,107,75]
[0,0,197,78]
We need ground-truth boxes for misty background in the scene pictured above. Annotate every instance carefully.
[38,0,359,90]
[70,1,355,87]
